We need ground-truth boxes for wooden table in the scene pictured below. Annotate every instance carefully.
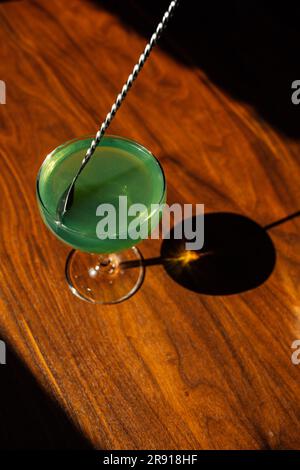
[0,0,300,449]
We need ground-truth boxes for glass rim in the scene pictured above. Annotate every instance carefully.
[36,134,167,236]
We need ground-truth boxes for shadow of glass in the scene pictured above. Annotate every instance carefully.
[121,209,300,294]
[97,0,300,139]
[0,343,93,449]
[160,212,276,295]
[120,212,281,295]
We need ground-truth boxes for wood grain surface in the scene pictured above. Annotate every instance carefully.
[0,0,300,449]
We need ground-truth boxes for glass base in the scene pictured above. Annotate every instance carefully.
[65,247,145,304]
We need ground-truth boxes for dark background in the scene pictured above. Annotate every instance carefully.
[101,0,300,138]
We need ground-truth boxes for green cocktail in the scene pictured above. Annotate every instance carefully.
[36,136,166,304]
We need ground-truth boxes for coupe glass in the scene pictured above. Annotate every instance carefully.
[36,136,166,304]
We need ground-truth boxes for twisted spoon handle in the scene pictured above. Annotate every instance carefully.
[83,0,179,169]
[59,0,179,219]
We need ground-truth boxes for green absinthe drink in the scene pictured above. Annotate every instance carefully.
[37,136,166,254]
[35,0,178,305]
[37,135,166,304]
